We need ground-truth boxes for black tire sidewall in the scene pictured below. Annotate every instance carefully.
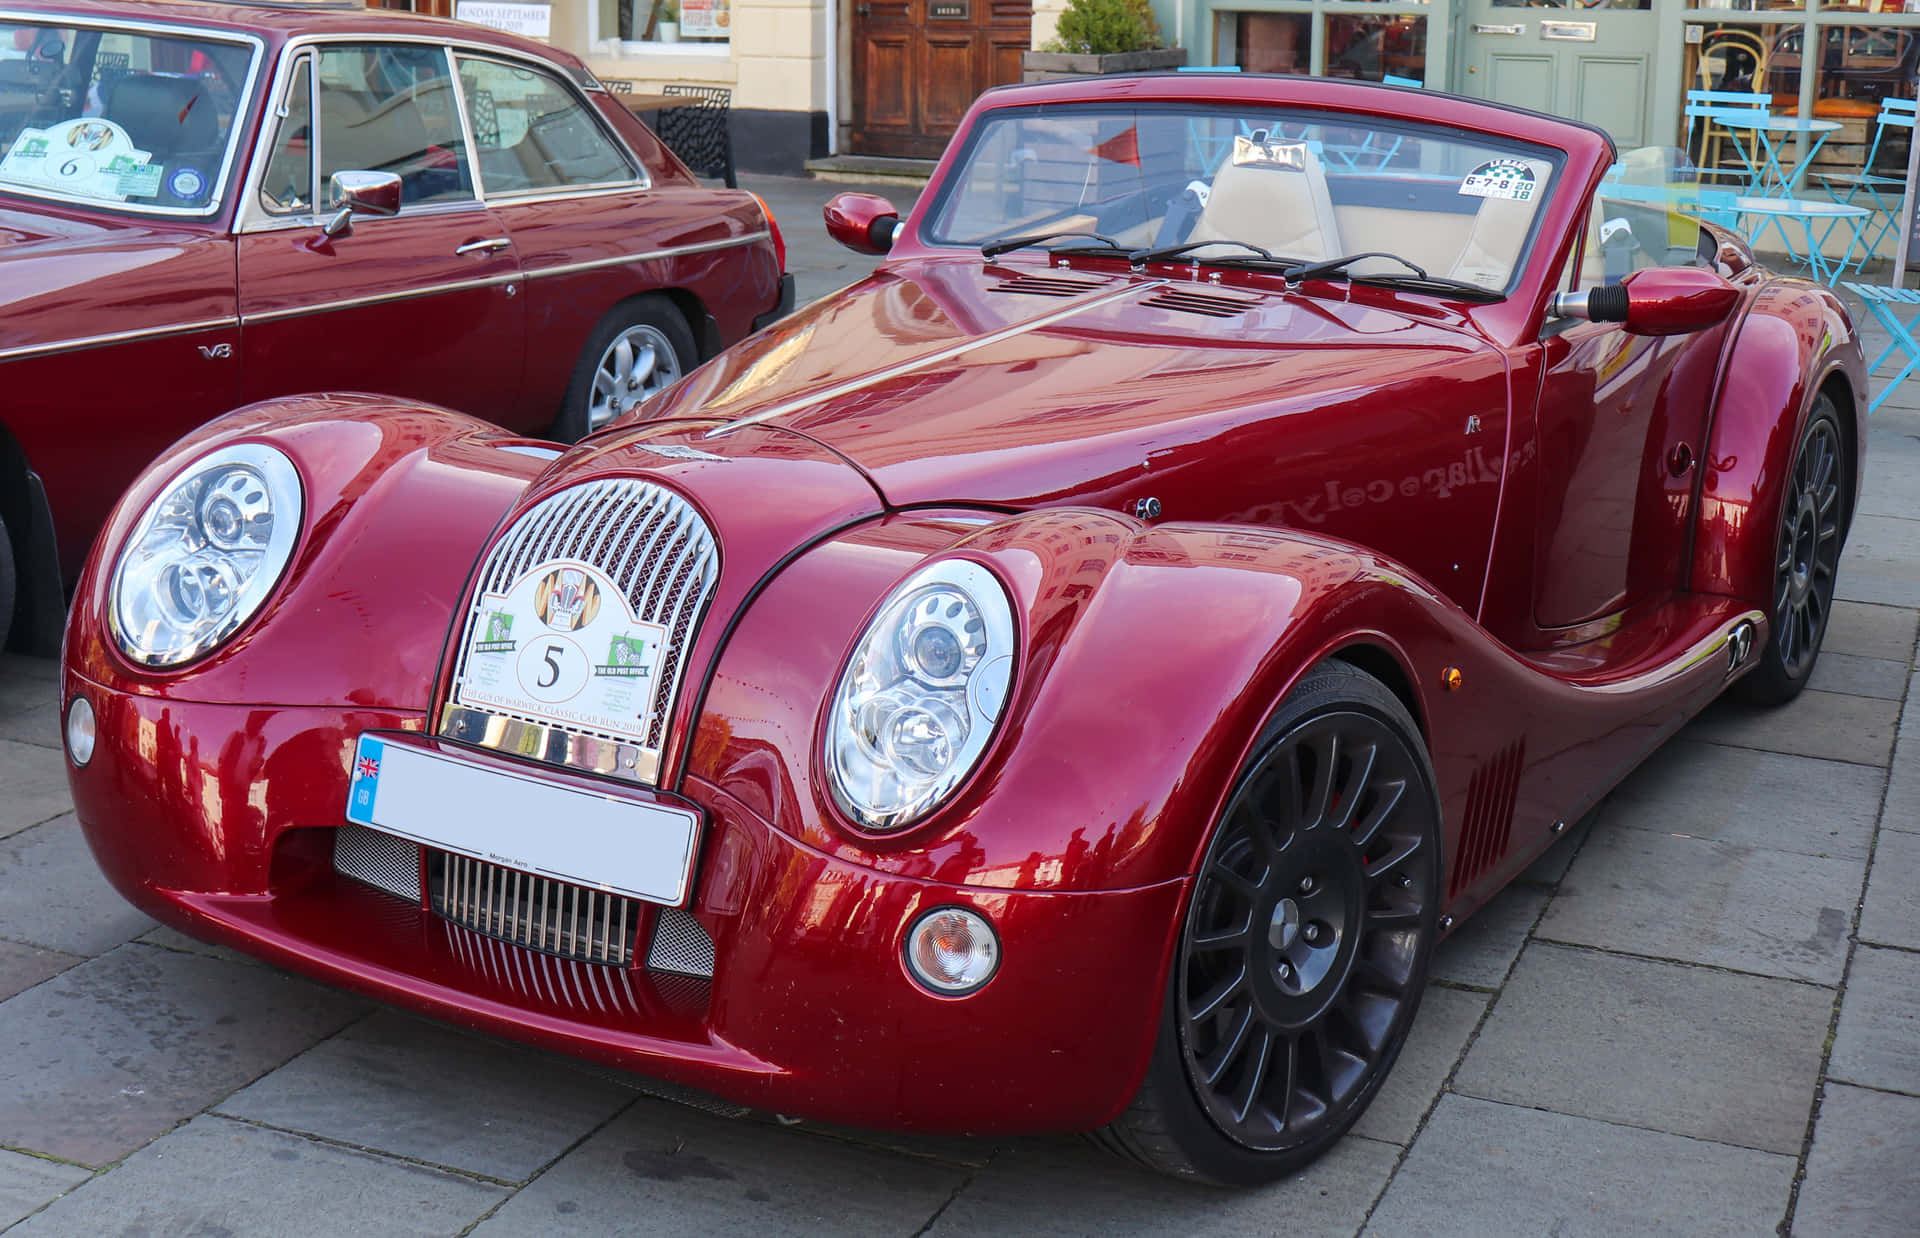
[1742,396,1847,705]
[1133,662,1442,1185]
[0,510,13,654]
[553,296,698,444]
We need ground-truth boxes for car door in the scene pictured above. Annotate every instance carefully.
[1529,196,1733,630]
[235,42,526,426]
[449,51,661,422]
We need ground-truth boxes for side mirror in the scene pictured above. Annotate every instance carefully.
[1549,266,1740,337]
[322,170,402,239]
[824,192,900,255]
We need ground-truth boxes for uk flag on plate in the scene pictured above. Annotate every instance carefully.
[347,735,384,822]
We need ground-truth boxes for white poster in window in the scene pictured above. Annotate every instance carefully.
[455,1,553,39]
[681,0,730,39]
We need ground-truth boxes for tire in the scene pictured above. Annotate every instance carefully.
[1093,661,1442,1185]
[552,296,697,444]
[0,510,12,654]
[1739,396,1848,705]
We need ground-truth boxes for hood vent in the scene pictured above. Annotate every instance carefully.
[1139,288,1265,318]
[990,273,1111,298]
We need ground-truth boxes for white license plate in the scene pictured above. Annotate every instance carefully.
[343,734,699,906]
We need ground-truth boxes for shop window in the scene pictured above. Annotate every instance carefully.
[596,0,730,45]
[1323,15,1427,83]
[1234,12,1311,75]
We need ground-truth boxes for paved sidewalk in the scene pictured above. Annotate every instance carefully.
[1,194,1916,1234]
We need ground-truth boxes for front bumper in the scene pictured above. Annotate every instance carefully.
[65,675,1184,1134]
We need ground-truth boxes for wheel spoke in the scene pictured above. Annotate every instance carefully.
[1202,1005,1256,1087]
[1187,963,1247,1022]
[1189,921,1251,953]
[610,336,635,379]
[1330,741,1376,831]
[1364,831,1422,882]
[1350,776,1406,851]
[1208,861,1262,902]
[1306,730,1341,827]
[1232,1028,1275,1124]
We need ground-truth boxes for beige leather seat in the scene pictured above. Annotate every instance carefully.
[1446,156,1553,289]
[1188,136,1343,263]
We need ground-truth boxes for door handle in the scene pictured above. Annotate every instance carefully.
[454,238,512,256]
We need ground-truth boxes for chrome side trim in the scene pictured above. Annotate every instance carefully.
[0,317,238,364]
[522,232,770,281]
[705,280,1167,437]
[1568,609,1767,696]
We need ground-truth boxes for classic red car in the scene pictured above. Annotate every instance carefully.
[63,74,1861,1185]
[0,0,788,653]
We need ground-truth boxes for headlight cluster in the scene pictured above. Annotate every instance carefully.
[825,560,1016,831]
[110,443,302,667]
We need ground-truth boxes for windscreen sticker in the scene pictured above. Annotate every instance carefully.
[1231,132,1309,170]
[0,118,156,202]
[168,166,207,199]
[1459,158,1539,202]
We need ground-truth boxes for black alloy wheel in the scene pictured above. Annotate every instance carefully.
[1741,397,1847,705]
[1095,661,1440,1184]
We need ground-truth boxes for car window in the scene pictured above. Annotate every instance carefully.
[317,43,472,206]
[1576,147,1719,293]
[0,18,256,214]
[260,54,313,214]
[455,55,635,194]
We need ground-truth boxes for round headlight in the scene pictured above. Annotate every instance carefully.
[825,559,1015,831]
[110,443,303,667]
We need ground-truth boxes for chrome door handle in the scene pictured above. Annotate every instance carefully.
[454,238,511,256]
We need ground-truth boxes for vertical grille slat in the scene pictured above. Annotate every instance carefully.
[429,851,640,967]
[1448,738,1526,900]
[446,479,722,786]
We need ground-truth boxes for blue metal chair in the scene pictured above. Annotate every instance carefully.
[1381,74,1423,88]
[1684,89,1772,189]
[1817,97,1917,260]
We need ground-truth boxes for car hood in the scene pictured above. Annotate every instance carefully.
[644,257,1494,510]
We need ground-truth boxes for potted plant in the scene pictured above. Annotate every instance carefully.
[654,0,680,43]
[1022,0,1187,80]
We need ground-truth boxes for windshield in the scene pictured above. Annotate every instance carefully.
[926,103,1566,295]
[0,16,259,215]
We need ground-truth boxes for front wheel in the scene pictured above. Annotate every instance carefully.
[552,297,697,444]
[1739,396,1847,705]
[1094,660,1441,1184]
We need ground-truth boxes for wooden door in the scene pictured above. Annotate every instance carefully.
[852,0,1031,159]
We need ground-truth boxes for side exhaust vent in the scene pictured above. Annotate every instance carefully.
[1448,739,1525,900]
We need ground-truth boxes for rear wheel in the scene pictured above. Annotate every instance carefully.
[1095,661,1441,1184]
[1740,397,1847,705]
[552,297,696,444]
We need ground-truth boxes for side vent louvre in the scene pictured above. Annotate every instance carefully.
[1139,288,1264,318]
[1448,739,1525,899]
[989,273,1109,298]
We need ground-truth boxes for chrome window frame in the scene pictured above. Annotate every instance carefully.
[235,31,651,235]
[449,50,642,200]
[0,7,266,220]
[256,48,315,217]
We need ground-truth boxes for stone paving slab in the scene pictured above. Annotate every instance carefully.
[218,1009,638,1183]
[1594,740,1881,861]
[1859,829,1920,949]
[1453,943,1831,1155]
[1430,887,1546,988]
[1518,813,1593,885]
[1791,1084,1920,1238]
[0,1152,89,1231]
[0,741,70,841]
[931,1135,1399,1238]
[0,943,366,1167]
[1808,650,1909,699]
[1352,984,1486,1146]
[1538,825,1864,984]
[1363,1094,1796,1238]
[1822,600,1919,663]
[0,702,60,750]
[467,1099,969,1238]
[0,818,153,957]
[1826,945,1920,1096]
[1835,515,1920,609]
[0,941,79,1004]
[1682,690,1898,767]
[7,1114,507,1238]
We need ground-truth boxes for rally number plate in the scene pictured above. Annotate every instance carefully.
[344,734,699,906]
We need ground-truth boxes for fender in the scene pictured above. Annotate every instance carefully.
[692,508,1758,921]
[65,394,552,709]
[1692,278,1866,604]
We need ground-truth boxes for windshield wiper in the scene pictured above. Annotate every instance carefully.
[980,230,1125,258]
[1284,251,1501,300]
[1128,238,1282,265]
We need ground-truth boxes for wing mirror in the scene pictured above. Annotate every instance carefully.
[1549,266,1741,337]
[322,171,402,239]
[825,192,901,255]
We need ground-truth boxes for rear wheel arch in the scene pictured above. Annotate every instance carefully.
[0,423,61,654]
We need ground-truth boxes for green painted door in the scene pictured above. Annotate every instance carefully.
[1454,0,1657,149]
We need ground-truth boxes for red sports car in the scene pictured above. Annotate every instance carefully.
[63,74,1862,1185]
[0,0,788,654]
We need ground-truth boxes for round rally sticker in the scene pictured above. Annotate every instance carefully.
[1460,158,1539,202]
[168,166,206,199]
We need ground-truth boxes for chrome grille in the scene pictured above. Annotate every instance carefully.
[430,851,638,966]
[647,908,716,978]
[444,478,719,783]
[333,826,421,903]
[441,919,650,1018]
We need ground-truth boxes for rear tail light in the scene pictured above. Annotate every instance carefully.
[750,192,787,273]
